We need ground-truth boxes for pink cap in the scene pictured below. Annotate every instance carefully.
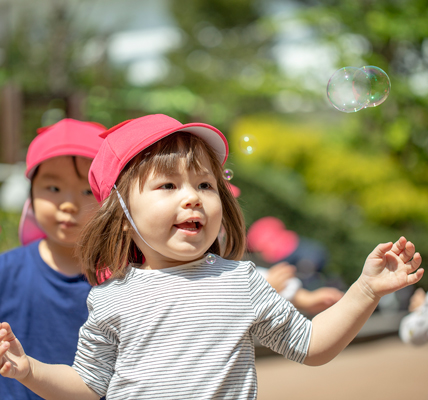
[19,118,106,245]
[247,216,299,262]
[89,114,229,203]
[25,118,106,179]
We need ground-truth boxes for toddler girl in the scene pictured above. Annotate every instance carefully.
[0,114,424,400]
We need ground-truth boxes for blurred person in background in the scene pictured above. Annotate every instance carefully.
[229,184,343,316]
[399,287,428,345]
[246,216,344,316]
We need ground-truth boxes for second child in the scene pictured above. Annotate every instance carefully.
[0,119,105,400]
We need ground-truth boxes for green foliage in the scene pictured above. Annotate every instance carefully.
[230,114,428,227]
[228,114,428,288]
[0,210,20,253]
[299,0,428,168]
[165,0,281,129]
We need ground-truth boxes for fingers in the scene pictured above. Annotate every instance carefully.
[0,330,11,376]
[370,241,393,259]
[390,236,406,256]
[407,252,422,273]
[407,267,424,286]
[269,262,296,280]
[391,237,416,263]
[0,322,15,342]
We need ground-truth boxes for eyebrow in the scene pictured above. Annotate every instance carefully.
[156,169,214,178]
[38,173,62,180]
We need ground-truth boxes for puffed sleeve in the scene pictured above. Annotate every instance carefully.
[399,293,428,346]
[247,262,312,363]
[72,290,119,397]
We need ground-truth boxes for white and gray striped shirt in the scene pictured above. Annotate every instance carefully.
[72,256,312,399]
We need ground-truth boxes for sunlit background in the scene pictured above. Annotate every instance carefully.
[1,0,428,290]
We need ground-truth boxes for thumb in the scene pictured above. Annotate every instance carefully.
[369,242,393,260]
[0,322,17,342]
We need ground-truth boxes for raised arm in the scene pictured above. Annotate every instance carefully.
[0,322,98,400]
[304,237,423,366]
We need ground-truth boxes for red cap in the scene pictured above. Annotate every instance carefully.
[25,118,106,179]
[20,118,106,245]
[247,216,299,263]
[89,114,229,203]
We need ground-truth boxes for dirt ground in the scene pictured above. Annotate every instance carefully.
[255,335,426,400]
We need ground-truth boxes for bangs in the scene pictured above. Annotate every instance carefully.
[135,132,222,189]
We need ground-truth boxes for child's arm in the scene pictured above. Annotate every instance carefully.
[0,323,98,400]
[304,237,423,366]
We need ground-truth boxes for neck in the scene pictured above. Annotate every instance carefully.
[38,239,82,276]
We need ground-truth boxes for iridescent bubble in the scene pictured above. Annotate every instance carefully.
[239,135,257,155]
[206,253,216,264]
[327,66,371,113]
[359,66,391,107]
[223,169,234,181]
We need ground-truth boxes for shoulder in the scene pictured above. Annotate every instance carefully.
[213,256,255,270]
[0,242,38,270]
[208,257,260,285]
[88,267,137,301]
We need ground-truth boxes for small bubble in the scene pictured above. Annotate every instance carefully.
[239,135,257,155]
[206,254,216,264]
[223,169,234,181]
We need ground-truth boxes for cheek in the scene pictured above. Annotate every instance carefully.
[208,198,223,227]
[33,198,56,219]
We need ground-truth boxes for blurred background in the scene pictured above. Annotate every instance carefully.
[1,0,428,293]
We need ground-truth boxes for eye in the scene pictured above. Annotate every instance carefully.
[82,189,93,196]
[198,182,213,190]
[47,186,59,193]
[159,183,176,190]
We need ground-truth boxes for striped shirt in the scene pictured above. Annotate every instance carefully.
[72,256,312,399]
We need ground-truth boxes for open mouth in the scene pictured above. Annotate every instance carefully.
[174,221,202,231]
[59,221,77,228]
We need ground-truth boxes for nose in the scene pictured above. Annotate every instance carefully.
[181,187,202,209]
[59,201,78,214]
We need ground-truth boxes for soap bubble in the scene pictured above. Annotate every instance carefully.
[359,66,391,107]
[223,169,234,181]
[239,135,257,155]
[206,254,216,264]
[327,67,371,113]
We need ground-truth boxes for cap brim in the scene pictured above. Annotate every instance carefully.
[174,123,228,165]
[19,198,47,245]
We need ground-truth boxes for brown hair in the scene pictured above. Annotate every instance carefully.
[79,131,246,285]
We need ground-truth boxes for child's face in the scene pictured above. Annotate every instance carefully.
[128,152,223,268]
[32,156,99,247]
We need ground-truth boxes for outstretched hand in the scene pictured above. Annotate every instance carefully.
[0,322,31,381]
[359,237,423,300]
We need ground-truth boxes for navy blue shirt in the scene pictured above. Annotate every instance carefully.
[0,240,92,400]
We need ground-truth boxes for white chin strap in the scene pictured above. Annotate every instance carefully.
[114,185,157,252]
